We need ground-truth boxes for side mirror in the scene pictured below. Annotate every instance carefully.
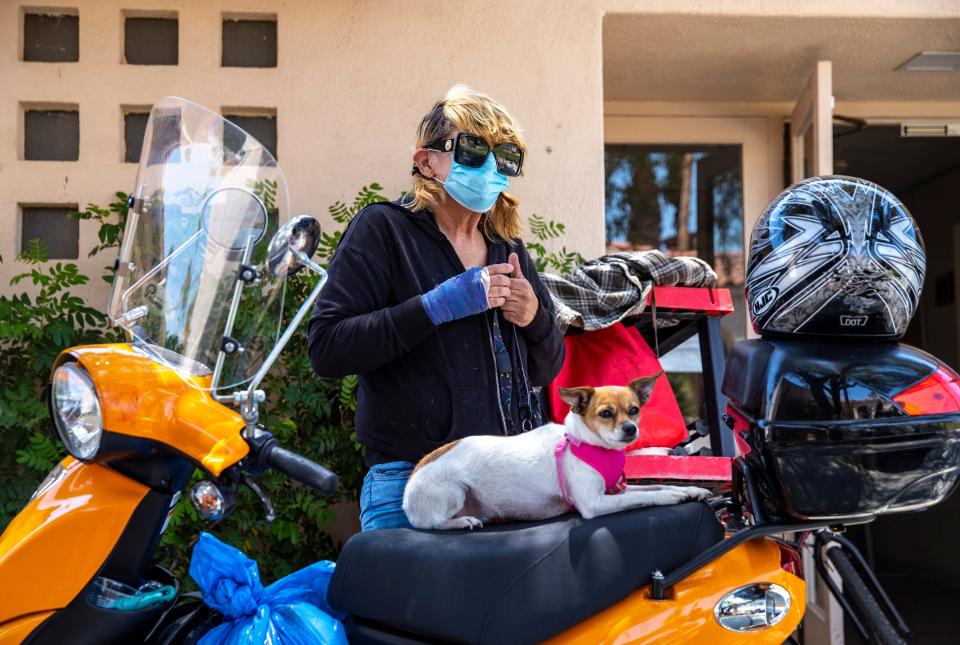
[266,214,322,277]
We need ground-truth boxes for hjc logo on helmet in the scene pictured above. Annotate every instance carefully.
[840,315,869,327]
[752,288,778,316]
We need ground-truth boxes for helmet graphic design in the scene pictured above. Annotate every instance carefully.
[746,176,925,339]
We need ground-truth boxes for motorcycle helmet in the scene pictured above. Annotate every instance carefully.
[745,175,925,339]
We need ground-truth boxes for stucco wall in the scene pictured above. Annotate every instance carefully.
[0,0,607,304]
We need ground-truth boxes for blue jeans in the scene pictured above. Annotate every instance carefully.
[360,461,415,531]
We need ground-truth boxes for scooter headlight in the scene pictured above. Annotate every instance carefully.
[714,583,791,632]
[51,362,102,460]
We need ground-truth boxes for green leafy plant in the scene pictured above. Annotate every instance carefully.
[0,182,582,585]
[527,214,586,274]
[316,183,387,264]
[329,183,386,226]
[74,192,130,282]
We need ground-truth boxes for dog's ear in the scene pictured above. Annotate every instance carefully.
[558,387,595,414]
[628,371,663,406]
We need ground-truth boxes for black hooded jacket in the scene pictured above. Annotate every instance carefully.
[307,201,565,466]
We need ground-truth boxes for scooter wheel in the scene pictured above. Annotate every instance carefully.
[826,547,906,645]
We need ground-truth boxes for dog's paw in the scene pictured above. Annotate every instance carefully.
[682,486,712,501]
[443,516,484,531]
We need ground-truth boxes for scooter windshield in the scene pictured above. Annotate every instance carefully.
[107,97,289,392]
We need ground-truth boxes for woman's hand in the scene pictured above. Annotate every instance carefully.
[501,253,539,327]
[484,263,514,308]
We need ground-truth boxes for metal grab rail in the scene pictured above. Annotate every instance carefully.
[649,519,839,600]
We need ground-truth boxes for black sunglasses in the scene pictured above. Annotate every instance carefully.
[425,132,524,177]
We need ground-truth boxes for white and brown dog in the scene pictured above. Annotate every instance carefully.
[402,373,711,530]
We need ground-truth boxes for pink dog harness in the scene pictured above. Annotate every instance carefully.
[554,435,628,508]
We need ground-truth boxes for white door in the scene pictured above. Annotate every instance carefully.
[790,60,834,182]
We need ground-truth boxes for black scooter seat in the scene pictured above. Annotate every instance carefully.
[327,502,723,644]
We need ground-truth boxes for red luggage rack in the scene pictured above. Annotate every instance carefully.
[545,285,736,489]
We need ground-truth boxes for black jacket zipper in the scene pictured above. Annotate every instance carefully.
[434,231,509,436]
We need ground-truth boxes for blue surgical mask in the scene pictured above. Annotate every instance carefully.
[436,152,509,213]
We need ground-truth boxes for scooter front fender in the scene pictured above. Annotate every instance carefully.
[544,537,805,644]
[0,457,149,628]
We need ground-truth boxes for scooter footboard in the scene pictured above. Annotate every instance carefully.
[0,458,150,628]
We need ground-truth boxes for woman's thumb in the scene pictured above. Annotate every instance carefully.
[508,252,523,278]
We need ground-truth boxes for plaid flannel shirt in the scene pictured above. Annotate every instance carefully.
[540,250,717,333]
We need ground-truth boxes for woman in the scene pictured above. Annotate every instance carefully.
[307,86,565,531]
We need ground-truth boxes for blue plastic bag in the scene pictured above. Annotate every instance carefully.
[190,532,348,645]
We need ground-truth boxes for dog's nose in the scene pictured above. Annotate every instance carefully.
[621,421,638,439]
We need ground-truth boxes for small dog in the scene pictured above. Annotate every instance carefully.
[402,373,711,530]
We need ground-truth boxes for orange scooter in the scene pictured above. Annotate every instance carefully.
[0,97,807,644]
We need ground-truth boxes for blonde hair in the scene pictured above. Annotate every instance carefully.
[409,85,526,241]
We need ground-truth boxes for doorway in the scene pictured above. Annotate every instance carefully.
[832,122,960,645]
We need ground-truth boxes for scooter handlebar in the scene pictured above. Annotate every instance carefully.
[262,443,340,494]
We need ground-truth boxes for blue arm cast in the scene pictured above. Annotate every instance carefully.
[421,266,489,326]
